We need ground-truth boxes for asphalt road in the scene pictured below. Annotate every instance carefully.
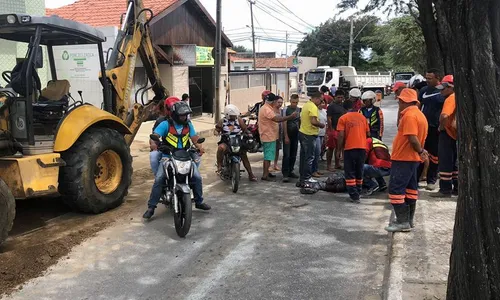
[5,98,399,300]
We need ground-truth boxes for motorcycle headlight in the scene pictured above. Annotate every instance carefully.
[231,146,240,153]
[174,159,192,175]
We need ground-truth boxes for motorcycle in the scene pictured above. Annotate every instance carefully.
[150,134,205,238]
[244,115,262,153]
[218,133,243,193]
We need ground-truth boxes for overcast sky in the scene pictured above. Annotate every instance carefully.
[45,0,381,56]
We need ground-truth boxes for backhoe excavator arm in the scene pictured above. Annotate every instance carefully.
[103,0,168,145]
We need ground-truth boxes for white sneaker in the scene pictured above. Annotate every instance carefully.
[426,183,437,191]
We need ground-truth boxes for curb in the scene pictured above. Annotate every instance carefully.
[383,210,405,300]
[197,129,214,139]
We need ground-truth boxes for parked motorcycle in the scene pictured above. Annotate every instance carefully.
[244,115,262,153]
[150,134,205,237]
[218,133,243,193]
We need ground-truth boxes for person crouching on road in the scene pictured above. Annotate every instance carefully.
[150,96,180,175]
[385,88,428,232]
[432,75,458,198]
[363,137,391,196]
[282,94,301,182]
[144,101,211,219]
[336,106,371,203]
[258,93,298,181]
[297,91,325,187]
[215,104,257,182]
[360,91,384,140]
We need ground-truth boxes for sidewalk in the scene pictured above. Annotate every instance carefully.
[385,196,456,300]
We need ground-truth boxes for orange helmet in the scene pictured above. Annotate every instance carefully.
[164,96,181,117]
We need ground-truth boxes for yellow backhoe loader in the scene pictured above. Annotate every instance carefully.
[0,0,167,245]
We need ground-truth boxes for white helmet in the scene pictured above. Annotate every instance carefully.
[361,90,377,100]
[224,104,240,118]
[408,74,425,88]
[349,88,362,98]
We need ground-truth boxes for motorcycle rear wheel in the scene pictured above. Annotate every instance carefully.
[231,161,240,193]
[173,192,192,237]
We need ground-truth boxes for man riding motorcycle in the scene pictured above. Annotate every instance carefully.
[143,101,211,219]
[215,104,257,181]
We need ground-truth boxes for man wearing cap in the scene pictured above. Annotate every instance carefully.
[417,68,445,190]
[432,75,458,198]
[344,88,363,111]
[258,92,298,181]
[360,90,384,140]
[297,91,325,186]
[386,88,428,232]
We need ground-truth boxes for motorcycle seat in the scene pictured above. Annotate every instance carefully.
[172,150,191,162]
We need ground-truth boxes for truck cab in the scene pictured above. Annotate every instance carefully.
[304,67,341,96]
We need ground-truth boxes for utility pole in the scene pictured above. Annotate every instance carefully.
[285,31,288,70]
[249,0,257,70]
[348,16,354,67]
[214,0,222,122]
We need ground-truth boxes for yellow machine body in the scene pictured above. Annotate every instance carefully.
[0,153,62,199]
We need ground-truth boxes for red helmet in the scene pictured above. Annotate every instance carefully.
[261,90,272,100]
[164,96,180,117]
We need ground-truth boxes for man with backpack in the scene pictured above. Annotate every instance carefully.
[282,94,301,182]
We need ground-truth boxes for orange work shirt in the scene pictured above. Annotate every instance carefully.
[441,93,457,140]
[258,103,279,142]
[336,112,370,150]
[391,106,429,162]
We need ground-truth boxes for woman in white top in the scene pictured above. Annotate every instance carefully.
[312,99,328,177]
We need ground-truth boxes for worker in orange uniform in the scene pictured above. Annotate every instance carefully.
[336,106,371,203]
[385,88,428,232]
[432,75,458,198]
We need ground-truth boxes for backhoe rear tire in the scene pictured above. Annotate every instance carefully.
[0,178,15,245]
[59,127,133,214]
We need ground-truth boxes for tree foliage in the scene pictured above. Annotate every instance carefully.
[362,15,426,72]
[295,16,379,70]
[231,45,250,53]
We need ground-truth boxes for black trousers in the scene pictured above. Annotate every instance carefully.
[344,149,366,201]
[282,130,299,177]
[438,131,458,194]
[389,161,420,207]
[418,126,439,184]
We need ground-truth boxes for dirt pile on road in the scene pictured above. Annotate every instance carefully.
[0,221,110,295]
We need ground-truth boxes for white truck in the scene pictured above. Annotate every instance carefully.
[304,66,392,96]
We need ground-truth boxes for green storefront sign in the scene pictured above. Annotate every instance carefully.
[196,46,214,66]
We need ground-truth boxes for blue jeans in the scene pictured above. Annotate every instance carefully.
[150,151,163,175]
[363,165,390,189]
[147,159,204,208]
[150,150,201,175]
[299,132,317,182]
[312,136,324,173]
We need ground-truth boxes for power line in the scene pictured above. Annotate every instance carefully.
[258,0,314,31]
[269,0,316,29]
[253,2,305,33]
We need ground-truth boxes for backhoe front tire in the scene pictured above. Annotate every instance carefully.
[59,127,132,214]
[0,178,15,245]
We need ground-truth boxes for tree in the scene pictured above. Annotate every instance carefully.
[295,16,379,69]
[231,45,250,53]
[362,15,426,73]
[338,0,451,73]
[443,1,500,298]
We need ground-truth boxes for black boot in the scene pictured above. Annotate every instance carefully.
[408,202,416,228]
[385,205,411,232]
[143,207,155,219]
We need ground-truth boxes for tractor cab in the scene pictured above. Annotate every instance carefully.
[0,13,110,154]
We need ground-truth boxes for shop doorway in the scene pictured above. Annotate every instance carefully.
[188,67,213,116]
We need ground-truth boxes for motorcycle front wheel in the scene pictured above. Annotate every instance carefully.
[173,192,192,237]
[231,161,240,193]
